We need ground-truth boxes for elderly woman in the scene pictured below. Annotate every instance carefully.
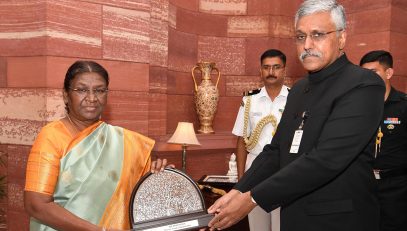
[24,61,169,231]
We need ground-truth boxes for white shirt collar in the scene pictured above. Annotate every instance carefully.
[258,85,289,99]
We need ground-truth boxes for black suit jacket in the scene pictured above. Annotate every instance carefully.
[235,55,384,231]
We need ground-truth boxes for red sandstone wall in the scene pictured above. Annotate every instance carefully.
[1,0,406,230]
[166,0,305,134]
[0,1,168,229]
[343,0,407,91]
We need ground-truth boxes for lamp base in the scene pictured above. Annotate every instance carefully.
[182,145,187,173]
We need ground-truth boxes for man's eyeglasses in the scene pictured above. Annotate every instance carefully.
[295,29,343,44]
[261,64,284,72]
[69,87,109,97]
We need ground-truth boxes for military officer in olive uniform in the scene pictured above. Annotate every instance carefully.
[360,50,407,231]
[232,49,289,231]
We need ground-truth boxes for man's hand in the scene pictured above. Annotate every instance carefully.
[207,190,256,230]
[150,159,175,173]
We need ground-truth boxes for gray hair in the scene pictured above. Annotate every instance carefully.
[295,0,346,30]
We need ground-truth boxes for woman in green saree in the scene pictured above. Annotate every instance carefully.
[24,61,169,231]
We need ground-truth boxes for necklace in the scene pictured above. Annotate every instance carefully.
[66,114,80,134]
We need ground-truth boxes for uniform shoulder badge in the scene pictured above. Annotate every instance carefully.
[243,88,261,96]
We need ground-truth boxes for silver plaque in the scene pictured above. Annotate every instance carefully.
[130,168,214,231]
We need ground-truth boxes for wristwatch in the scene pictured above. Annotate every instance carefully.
[238,190,257,205]
[251,195,257,205]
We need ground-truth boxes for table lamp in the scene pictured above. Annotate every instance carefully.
[168,122,201,172]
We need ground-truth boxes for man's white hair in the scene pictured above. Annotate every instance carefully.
[295,0,346,30]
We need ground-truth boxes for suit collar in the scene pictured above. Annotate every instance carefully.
[307,54,350,84]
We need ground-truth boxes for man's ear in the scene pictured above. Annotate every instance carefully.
[338,30,347,51]
[386,68,394,80]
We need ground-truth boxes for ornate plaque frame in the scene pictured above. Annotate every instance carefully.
[129,168,214,231]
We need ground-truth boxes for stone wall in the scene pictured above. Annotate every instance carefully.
[0,0,406,230]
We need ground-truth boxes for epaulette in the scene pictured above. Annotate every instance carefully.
[241,88,260,107]
[243,88,261,96]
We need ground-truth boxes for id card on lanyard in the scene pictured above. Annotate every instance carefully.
[290,111,308,154]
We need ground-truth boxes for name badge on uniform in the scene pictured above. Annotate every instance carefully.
[290,130,303,153]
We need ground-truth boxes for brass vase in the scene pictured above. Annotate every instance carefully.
[191,62,220,134]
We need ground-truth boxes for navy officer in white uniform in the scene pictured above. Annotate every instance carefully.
[232,49,289,231]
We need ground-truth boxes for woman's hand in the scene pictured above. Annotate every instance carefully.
[150,158,175,173]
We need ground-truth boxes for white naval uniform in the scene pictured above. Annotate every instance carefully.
[232,85,289,231]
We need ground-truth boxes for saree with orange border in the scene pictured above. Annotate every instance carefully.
[25,120,154,230]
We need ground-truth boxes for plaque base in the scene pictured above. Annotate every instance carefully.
[198,175,237,189]
[133,212,214,231]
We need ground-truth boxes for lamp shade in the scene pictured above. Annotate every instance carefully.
[168,122,201,146]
